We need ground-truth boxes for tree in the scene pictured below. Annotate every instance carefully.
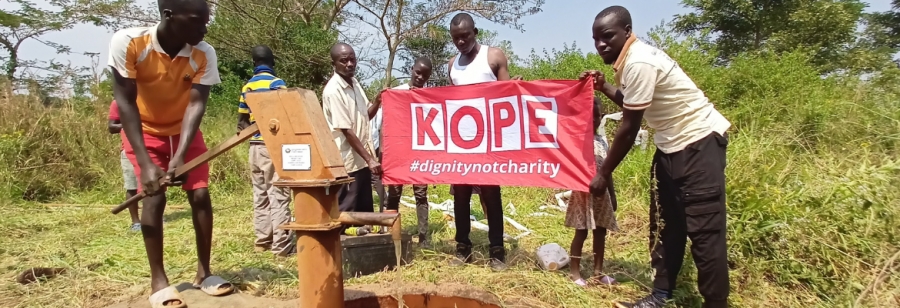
[0,0,138,82]
[868,0,900,49]
[672,0,867,71]
[347,0,544,85]
[206,0,341,91]
[396,24,454,86]
[397,24,507,87]
[837,8,900,74]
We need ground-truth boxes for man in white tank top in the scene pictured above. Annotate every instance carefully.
[445,12,514,272]
[583,6,731,308]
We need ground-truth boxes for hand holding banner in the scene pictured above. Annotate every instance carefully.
[381,78,596,191]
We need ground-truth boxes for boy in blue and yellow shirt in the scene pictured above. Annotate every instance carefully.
[238,45,295,257]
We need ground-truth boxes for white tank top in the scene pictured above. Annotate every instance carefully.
[450,45,497,86]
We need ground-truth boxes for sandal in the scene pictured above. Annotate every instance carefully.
[572,278,588,287]
[148,286,187,308]
[593,275,618,285]
[193,275,234,296]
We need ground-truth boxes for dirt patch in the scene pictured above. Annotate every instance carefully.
[345,282,502,308]
[106,282,540,308]
[105,283,297,308]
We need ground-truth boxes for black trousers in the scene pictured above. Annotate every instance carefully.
[453,185,504,248]
[387,184,429,235]
[649,132,730,306]
[339,168,374,213]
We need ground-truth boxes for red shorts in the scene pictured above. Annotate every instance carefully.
[122,131,210,193]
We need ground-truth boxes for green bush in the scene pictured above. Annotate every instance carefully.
[510,31,899,304]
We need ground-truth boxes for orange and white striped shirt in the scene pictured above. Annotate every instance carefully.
[107,23,220,136]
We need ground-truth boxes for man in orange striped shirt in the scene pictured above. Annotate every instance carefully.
[108,0,233,305]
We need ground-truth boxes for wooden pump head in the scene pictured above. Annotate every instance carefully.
[243,88,350,185]
[243,87,401,308]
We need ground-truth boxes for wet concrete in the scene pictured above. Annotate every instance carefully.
[106,282,536,308]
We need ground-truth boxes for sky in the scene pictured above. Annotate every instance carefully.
[4,0,895,82]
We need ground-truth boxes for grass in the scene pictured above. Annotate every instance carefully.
[2,38,900,307]
[0,179,827,308]
[1,130,897,307]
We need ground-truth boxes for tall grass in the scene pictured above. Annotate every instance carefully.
[0,83,251,204]
[1,31,898,306]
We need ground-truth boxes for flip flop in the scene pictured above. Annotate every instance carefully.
[193,275,234,296]
[593,275,618,285]
[572,278,588,287]
[148,286,187,308]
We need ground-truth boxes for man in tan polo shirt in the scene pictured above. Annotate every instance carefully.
[582,6,732,308]
[322,43,383,235]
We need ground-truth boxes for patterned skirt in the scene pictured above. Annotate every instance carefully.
[564,135,618,231]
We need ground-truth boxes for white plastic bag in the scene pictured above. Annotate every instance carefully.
[597,112,623,142]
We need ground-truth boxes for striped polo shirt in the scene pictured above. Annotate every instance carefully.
[238,65,287,143]
[107,23,221,136]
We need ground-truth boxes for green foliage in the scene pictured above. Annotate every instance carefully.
[350,0,544,84]
[868,0,900,48]
[509,28,899,305]
[206,0,339,93]
[399,24,455,87]
[672,0,895,73]
[0,0,142,81]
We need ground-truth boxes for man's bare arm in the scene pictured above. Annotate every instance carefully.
[111,70,152,168]
[173,85,210,162]
[599,109,643,176]
[489,47,512,81]
[600,83,625,108]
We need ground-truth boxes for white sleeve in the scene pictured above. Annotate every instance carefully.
[621,62,658,111]
[192,43,221,85]
[107,30,136,78]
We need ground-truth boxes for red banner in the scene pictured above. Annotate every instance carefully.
[381,78,596,191]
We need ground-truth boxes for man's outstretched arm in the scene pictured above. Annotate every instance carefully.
[590,63,656,195]
[579,70,624,108]
[368,90,383,120]
[599,109,643,176]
